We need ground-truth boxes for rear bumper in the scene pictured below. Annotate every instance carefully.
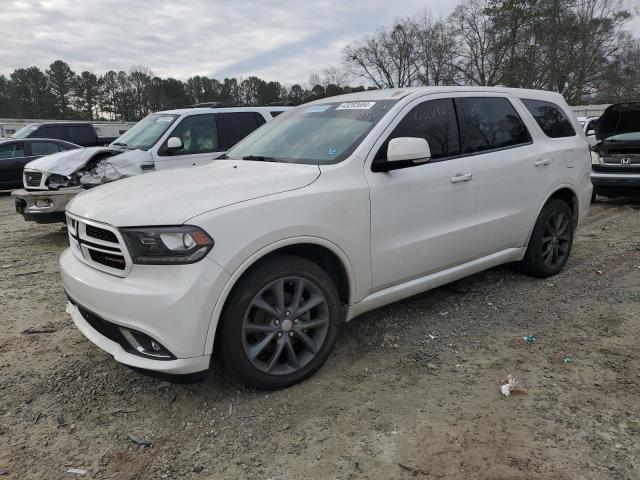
[11,188,81,223]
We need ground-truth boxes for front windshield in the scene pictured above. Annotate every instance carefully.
[226,100,398,164]
[12,124,40,139]
[111,114,178,150]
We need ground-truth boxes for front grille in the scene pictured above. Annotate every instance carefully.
[593,165,640,173]
[66,214,129,276]
[86,224,119,243]
[25,172,42,187]
[88,250,126,270]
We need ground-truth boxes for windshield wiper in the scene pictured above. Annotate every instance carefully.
[111,142,130,149]
[242,155,281,162]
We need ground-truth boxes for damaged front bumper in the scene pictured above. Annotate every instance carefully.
[11,188,83,223]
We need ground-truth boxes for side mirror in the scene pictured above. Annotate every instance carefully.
[388,137,431,163]
[372,137,432,172]
[166,136,183,152]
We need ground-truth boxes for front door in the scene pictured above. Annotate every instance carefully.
[154,113,223,170]
[365,96,477,292]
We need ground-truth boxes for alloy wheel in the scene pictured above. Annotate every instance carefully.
[541,210,571,269]
[241,276,330,375]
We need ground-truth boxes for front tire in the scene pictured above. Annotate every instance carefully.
[519,198,574,278]
[219,254,343,390]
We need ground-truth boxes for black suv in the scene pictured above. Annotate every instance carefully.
[591,102,640,200]
[11,122,115,147]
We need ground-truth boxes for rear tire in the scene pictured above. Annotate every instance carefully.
[519,198,574,278]
[219,254,343,390]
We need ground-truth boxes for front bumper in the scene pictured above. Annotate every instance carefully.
[11,188,82,223]
[591,171,640,196]
[60,247,230,374]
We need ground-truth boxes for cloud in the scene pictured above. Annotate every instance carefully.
[0,0,458,84]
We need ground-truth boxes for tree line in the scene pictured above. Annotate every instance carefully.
[0,0,637,122]
[0,61,368,121]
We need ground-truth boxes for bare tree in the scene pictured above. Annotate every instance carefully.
[343,20,420,88]
[450,0,511,86]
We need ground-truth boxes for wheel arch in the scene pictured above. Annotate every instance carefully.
[524,185,579,249]
[203,237,356,356]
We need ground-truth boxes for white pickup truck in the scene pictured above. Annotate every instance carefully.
[12,106,290,223]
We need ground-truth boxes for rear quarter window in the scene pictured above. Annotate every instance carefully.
[521,99,576,138]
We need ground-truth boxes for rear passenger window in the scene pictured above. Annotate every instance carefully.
[66,126,96,146]
[521,99,576,138]
[219,113,263,149]
[31,142,61,155]
[459,97,531,154]
[34,126,66,140]
[376,98,460,161]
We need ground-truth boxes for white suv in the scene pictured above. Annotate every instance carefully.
[60,87,592,389]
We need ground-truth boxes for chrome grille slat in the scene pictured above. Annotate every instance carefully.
[25,171,42,187]
[65,213,131,277]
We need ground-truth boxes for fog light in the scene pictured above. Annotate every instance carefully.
[118,328,175,360]
[35,199,52,208]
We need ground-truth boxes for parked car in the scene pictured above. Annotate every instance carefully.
[60,87,592,389]
[11,121,122,147]
[0,138,79,190]
[576,116,599,146]
[12,106,291,223]
[590,102,640,200]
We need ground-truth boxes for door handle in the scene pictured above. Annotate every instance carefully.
[450,173,473,184]
[534,158,552,167]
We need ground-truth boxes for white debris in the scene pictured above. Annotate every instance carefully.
[500,374,525,397]
[67,468,87,476]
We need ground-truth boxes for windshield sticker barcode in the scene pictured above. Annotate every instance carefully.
[336,102,376,110]
[304,105,331,113]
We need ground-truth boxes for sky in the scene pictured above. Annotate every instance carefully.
[1,0,639,85]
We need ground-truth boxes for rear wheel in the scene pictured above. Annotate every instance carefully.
[519,198,574,278]
[219,254,342,389]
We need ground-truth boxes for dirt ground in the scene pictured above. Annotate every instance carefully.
[0,193,639,480]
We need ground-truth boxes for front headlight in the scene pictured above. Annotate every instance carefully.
[591,151,601,165]
[120,226,214,265]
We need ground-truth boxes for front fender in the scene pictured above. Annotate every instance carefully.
[202,236,356,356]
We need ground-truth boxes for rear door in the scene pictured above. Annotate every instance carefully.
[154,113,222,170]
[0,142,28,188]
[458,94,554,256]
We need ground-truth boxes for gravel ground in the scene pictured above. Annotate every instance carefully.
[1,193,639,480]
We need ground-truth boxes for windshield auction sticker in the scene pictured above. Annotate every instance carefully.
[336,102,376,110]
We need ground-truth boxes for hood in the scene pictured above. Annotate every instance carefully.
[596,102,640,142]
[25,146,124,176]
[66,160,321,226]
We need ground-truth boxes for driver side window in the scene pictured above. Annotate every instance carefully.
[375,98,460,161]
[167,114,219,155]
